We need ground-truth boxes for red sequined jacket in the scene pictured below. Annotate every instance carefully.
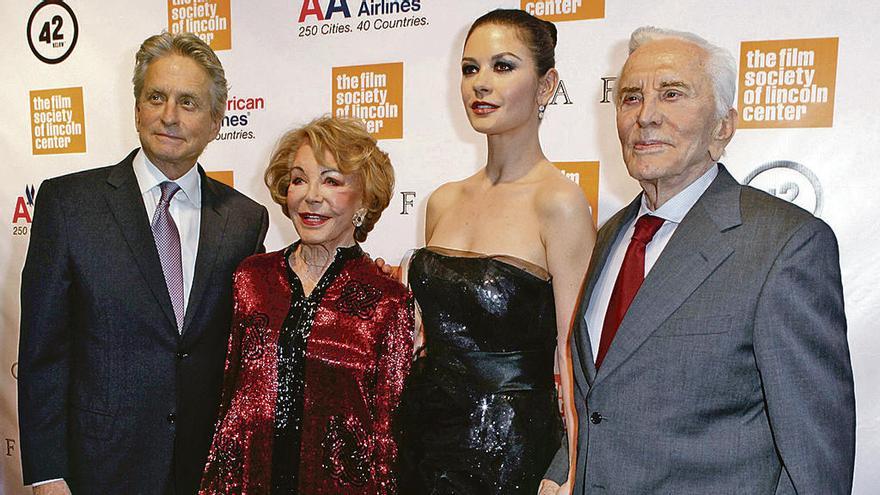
[199,246,413,494]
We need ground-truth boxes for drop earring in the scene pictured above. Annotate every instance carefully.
[352,208,367,228]
[538,104,546,120]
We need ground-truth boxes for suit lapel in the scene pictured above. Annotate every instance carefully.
[575,197,642,386]
[593,167,742,385]
[105,150,179,332]
[182,171,229,337]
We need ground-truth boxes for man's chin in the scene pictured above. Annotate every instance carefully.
[143,148,199,172]
[145,149,181,163]
[625,160,665,180]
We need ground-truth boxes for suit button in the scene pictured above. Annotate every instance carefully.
[590,412,603,424]
[167,413,176,424]
[176,351,189,360]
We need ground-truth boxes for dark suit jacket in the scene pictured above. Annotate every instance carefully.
[18,149,269,495]
[546,166,855,494]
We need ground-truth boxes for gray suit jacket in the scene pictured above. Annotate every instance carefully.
[19,149,269,494]
[546,166,854,494]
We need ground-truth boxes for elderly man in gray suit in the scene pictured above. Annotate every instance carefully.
[540,27,855,494]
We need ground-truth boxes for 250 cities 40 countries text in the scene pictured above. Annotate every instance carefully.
[296,0,428,38]
[299,22,352,36]
[298,16,427,37]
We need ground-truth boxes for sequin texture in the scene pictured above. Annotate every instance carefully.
[240,313,269,361]
[200,243,414,495]
[321,415,372,486]
[336,280,382,319]
[399,247,563,495]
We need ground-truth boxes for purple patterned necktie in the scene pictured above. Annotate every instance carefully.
[152,181,184,331]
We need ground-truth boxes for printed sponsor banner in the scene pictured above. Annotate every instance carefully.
[168,0,232,50]
[4,3,880,493]
[296,0,428,39]
[206,170,235,187]
[26,0,79,64]
[11,185,36,238]
[744,161,823,216]
[553,161,600,226]
[332,62,403,139]
[738,37,838,128]
[522,0,604,21]
[30,87,86,155]
[216,95,266,142]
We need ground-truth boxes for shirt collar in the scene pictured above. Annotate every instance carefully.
[133,149,202,207]
[639,164,718,224]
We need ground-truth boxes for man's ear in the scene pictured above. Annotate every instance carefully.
[210,114,222,138]
[715,107,737,139]
[709,107,737,160]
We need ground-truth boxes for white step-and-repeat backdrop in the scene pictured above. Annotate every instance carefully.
[1,0,877,492]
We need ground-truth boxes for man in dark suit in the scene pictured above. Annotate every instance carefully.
[18,32,269,495]
[541,27,855,494]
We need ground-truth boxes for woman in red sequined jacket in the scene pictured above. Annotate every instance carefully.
[199,116,413,495]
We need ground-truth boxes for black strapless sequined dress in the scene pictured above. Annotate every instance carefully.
[399,247,563,494]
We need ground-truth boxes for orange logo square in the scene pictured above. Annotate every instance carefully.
[521,0,604,22]
[553,161,599,226]
[738,37,838,128]
[332,62,404,139]
[30,87,86,155]
[205,170,234,188]
[168,0,232,50]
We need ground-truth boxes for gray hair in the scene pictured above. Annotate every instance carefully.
[621,26,737,119]
[132,32,228,121]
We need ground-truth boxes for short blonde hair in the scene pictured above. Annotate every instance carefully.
[264,116,395,242]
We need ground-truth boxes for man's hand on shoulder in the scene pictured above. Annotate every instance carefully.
[33,480,72,495]
[374,257,401,281]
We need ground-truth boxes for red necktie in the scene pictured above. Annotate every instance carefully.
[595,214,665,369]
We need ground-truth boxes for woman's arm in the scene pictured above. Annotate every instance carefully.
[218,269,249,418]
[200,267,250,493]
[398,249,425,358]
[539,183,596,493]
[370,292,415,493]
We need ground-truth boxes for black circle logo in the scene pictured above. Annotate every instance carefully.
[744,160,824,216]
[27,1,79,64]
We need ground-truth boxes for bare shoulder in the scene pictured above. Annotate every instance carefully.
[535,167,596,277]
[534,167,592,223]
[425,177,470,241]
[426,179,465,213]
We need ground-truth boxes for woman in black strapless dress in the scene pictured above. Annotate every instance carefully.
[400,248,562,493]
[397,9,596,495]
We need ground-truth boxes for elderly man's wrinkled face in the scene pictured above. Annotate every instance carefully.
[287,142,364,249]
[616,38,733,197]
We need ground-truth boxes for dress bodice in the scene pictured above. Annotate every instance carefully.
[409,246,557,354]
[400,247,563,494]
[199,245,413,495]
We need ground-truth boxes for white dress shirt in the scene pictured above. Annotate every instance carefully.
[133,149,202,317]
[586,165,719,361]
